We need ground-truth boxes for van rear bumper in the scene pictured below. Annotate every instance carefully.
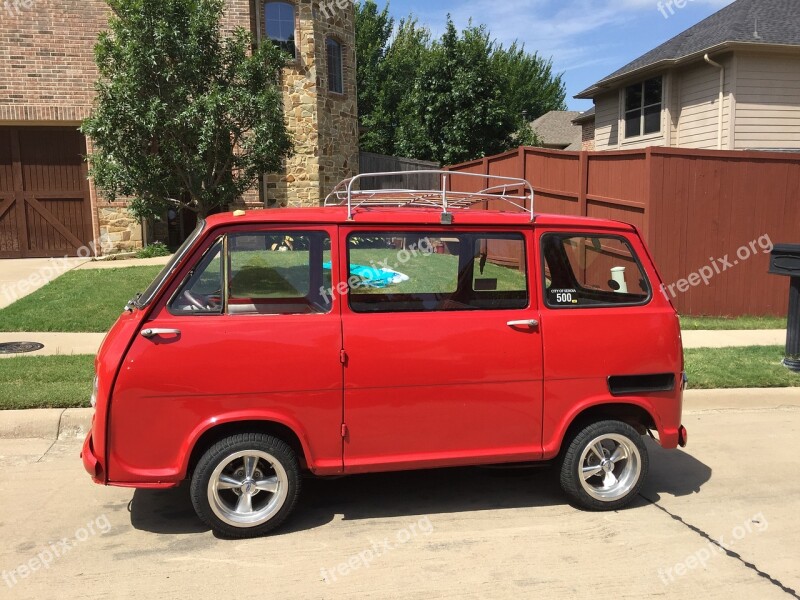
[81,432,104,483]
[658,424,688,449]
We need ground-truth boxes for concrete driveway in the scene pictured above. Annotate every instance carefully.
[0,258,89,310]
[1,394,799,599]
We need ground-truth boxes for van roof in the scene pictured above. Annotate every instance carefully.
[204,207,637,232]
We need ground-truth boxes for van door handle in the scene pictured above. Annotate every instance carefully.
[141,328,181,339]
[507,320,539,329]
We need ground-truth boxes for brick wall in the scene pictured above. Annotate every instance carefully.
[0,0,359,253]
[0,0,109,122]
[581,120,596,151]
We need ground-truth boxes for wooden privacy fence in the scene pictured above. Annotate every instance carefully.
[359,152,440,190]
[448,146,800,317]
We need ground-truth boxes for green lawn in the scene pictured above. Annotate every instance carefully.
[685,346,799,389]
[680,315,787,330]
[0,355,94,410]
[0,266,163,333]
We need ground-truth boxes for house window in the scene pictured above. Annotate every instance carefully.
[624,77,662,138]
[326,38,343,94]
[263,1,296,58]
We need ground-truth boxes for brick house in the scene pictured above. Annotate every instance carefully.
[576,0,800,153]
[0,0,358,258]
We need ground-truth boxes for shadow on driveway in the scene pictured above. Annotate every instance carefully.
[129,440,711,537]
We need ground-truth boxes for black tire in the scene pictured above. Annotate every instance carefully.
[190,433,301,538]
[559,420,648,511]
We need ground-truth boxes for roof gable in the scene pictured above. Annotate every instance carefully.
[577,0,800,98]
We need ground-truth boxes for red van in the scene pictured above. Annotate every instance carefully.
[82,172,687,538]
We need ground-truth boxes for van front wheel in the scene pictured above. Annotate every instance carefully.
[559,420,648,511]
[190,433,300,538]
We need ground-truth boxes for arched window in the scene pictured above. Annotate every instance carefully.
[263,2,296,58]
[326,37,343,94]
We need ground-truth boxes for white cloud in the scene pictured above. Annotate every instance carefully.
[412,0,734,73]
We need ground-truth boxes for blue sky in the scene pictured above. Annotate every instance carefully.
[382,0,735,110]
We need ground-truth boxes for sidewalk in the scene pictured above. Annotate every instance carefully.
[0,332,106,358]
[0,257,90,309]
[76,255,172,270]
[1,388,797,441]
[681,329,787,348]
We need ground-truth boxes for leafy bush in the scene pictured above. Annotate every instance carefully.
[136,242,171,259]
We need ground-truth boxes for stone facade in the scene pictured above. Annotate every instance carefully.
[263,1,359,208]
[97,205,143,253]
[0,0,359,255]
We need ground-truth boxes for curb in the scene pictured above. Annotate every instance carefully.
[0,408,93,440]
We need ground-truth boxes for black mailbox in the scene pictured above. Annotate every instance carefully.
[769,244,800,277]
[769,244,800,373]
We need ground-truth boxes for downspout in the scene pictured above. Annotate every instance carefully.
[704,54,725,150]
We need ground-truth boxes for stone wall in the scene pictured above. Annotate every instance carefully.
[97,205,142,254]
[265,0,359,208]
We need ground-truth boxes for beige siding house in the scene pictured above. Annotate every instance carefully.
[577,0,800,152]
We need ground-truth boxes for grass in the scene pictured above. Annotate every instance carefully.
[0,355,94,410]
[0,266,163,333]
[680,315,787,330]
[685,346,799,389]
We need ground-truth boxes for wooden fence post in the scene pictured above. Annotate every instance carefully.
[578,151,589,218]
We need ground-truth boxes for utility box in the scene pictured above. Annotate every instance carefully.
[769,244,800,373]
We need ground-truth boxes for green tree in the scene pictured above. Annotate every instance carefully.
[355,0,394,137]
[492,41,566,143]
[83,0,292,219]
[396,20,517,164]
[354,5,566,164]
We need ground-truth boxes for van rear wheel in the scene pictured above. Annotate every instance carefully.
[190,433,300,538]
[559,420,648,511]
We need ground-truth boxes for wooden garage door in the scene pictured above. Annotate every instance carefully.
[0,127,93,258]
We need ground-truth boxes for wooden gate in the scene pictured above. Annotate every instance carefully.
[0,127,94,258]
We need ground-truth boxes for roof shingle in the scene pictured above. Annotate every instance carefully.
[577,0,800,98]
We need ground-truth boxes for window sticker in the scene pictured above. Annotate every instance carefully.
[549,288,579,306]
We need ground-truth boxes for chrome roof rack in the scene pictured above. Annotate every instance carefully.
[324,170,535,223]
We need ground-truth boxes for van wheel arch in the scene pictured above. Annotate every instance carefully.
[187,420,308,477]
[559,403,657,456]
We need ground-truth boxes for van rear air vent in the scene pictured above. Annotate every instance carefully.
[607,373,675,396]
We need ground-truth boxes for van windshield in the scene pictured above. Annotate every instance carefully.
[132,220,206,308]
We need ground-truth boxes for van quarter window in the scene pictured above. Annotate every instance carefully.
[541,234,651,308]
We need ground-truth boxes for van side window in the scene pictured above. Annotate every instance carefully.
[169,232,332,315]
[227,232,332,315]
[541,234,651,308]
[169,238,224,314]
[347,232,528,313]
